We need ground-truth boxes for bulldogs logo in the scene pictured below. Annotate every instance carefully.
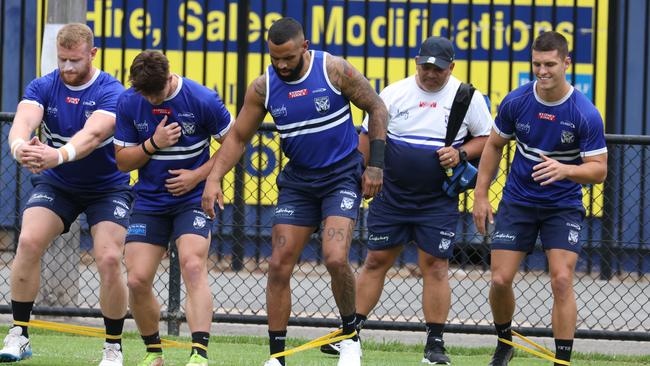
[314,96,330,114]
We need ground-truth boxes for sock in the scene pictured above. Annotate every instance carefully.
[354,313,367,334]
[142,332,163,354]
[341,312,358,341]
[555,339,573,365]
[269,330,287,366]
[425,323,445,344]
[191,331,209,358]
[495,321,513,344]
[103,316,125,345]
[11,300,33,338]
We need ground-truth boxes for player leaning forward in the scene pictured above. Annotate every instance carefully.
[3,23,131,365]
[473,31,607,366]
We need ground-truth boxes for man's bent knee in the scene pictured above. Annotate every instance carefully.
[551,273,574,298]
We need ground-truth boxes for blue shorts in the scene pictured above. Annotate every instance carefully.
[24,175,133,233]
[273,151,363,227]
[366,199,459,259]
[491,200,585,254]
[126,204,212,247]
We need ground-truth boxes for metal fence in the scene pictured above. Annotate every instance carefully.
[0,112,649,341]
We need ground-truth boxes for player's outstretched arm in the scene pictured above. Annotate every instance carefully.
[8,102,45,170]
[326,55,388,198]
[473,129,509,235]
[202,75,267,218]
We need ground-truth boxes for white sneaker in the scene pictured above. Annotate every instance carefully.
[263,358,282,366]
[337,339,361,366]
[99,342,123,366]
[0,326,32,362]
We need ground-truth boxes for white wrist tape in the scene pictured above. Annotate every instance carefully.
[62,143,77,162]
[10,139,25,160]
[57,149,64,166]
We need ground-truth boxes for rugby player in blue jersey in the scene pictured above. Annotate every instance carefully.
[114,50,232,366]
[3,23,131,366]
[201,17,387,366]
[472,31,607,366]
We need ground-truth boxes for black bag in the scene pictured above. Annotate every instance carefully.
[442,83,478,197]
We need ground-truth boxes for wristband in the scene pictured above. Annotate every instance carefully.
[57,149,64,165]
[10,138,25,160]
[142,142,154,156]
[368,139,386,169]
[62,143,77,162]
[149,136,161,150]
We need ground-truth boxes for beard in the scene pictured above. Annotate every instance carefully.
[273,55,305,82]
[59,70,88,86]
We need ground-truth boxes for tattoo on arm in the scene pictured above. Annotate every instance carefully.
[252,75,266,99]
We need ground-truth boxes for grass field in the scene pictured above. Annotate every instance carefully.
[6,327,649,366]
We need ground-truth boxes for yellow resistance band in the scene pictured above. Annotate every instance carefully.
[13,320,192,349]
[498,330,570,365]
[270,329,357,359]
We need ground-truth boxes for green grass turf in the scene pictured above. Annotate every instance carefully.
[4,326,649,365]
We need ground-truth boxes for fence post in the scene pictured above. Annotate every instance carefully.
[167,242,181,336]
[231,1,250,272]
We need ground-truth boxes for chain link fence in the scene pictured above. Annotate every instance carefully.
[0,113,648,340]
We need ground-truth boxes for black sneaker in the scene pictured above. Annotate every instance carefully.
[320,340,341,355]
[487,344,514,366]
[421,338,451,365]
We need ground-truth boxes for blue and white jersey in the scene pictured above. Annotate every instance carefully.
[494,81,607,208]
[265,50,357,169]
[21,69,128,190]
[362,75,492,211]
[114,76,232,211]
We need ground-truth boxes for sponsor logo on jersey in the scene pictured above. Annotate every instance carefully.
[275,207,295,216]
[339,190,358,198]
[561,130,575,144]
[152,107,172,115]
[312,87,327,93]
[134,120,149,132]
[65,96,80,104]
[368,234,389,243]
[178,112,195,118]
[340,197,355,210]
[193,215,207,229]
[419,101,437,108]
[27,193,54,204]
[439,237,452,251]
[439,231,455,237]
[516,122,531,134]
[288,89,309,98]
[127,223,146,236]
[493,231,516,242]
[82,100,96,106]
[394,108,409,121]
[560,120,575,128]
[568,229,579,245]
[181,121,196,135]
[538,112,556,121]
[270,104,287,118]
[314,96,330,114]
[566,222,581,230]
[113,206,127,219]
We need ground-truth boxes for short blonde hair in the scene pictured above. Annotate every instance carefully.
[57,23,94,49]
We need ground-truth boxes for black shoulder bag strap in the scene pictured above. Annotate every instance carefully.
[444,82,476,147]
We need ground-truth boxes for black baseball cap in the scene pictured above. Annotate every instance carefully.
[416,36,455,69]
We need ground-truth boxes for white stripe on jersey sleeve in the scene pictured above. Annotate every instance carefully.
[93,109,116,118]
[113,138,138,147]
[581,147,608,157]
[212,118,234,140]
[19,100,43,109]
[492,122,513,139]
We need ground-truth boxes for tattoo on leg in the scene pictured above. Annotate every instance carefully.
[273,234,287,249]
[332,264,356,315]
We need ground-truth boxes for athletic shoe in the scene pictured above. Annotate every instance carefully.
[185,351,208,366]
[263,358,282,366]
[337,339,361,366]
[421,338,451,365]
[320,340,342,355]
[0,326,32,362]
[487,344,514,366]
[136,352,165,366]
[99,342,123,366]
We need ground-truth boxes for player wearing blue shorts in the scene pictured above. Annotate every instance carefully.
[472,31,608,366]
[201,17,387,366]
[3,23,131,366]
[341,36,492,365]
[114,51,232,366]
